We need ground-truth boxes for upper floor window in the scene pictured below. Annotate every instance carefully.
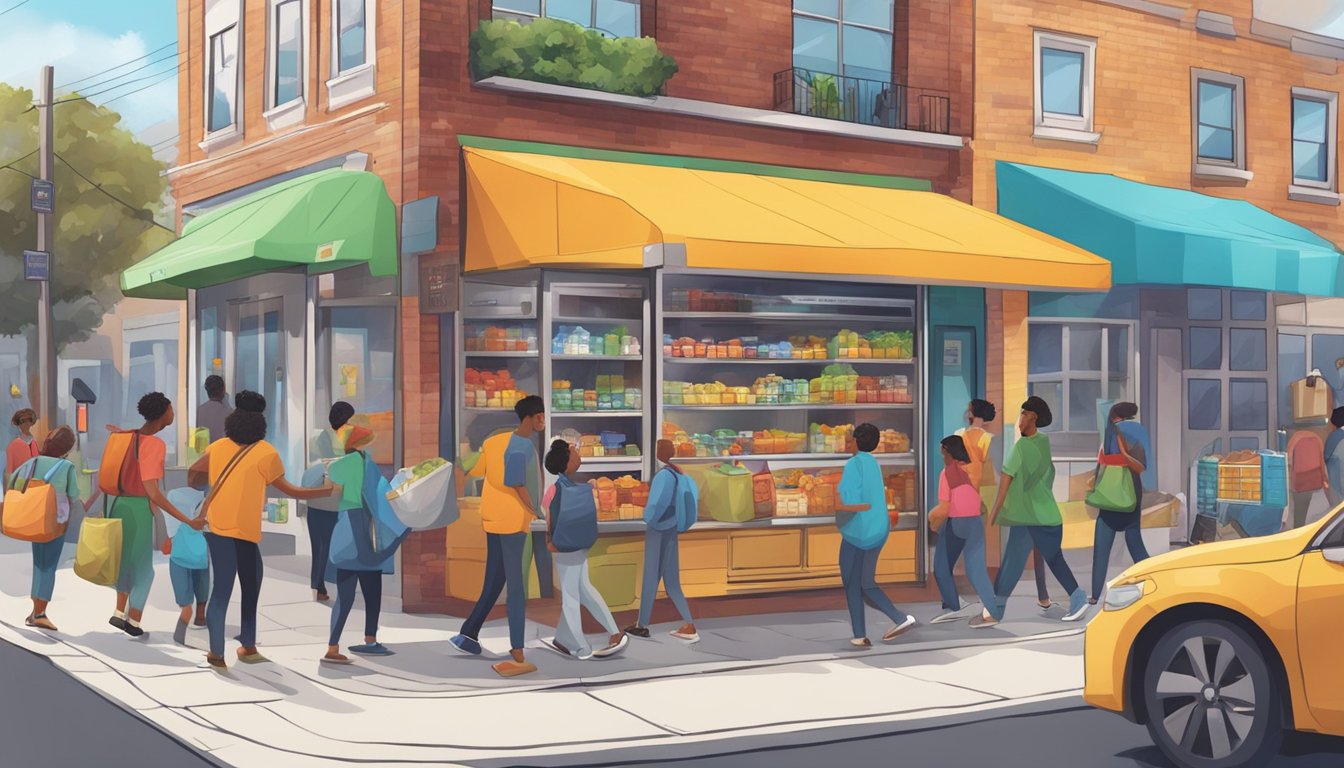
[1191,69,1249,180]
[791,1,894,83]
[336,0,367,74]
[493,0,640,39]
[1290,87,1338,201]
[327,0,375,110]
[204,0,242,139]
[271,0,304,110]
[1033,30,1096,142]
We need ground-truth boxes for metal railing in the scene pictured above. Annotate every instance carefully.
[773,67,952,135]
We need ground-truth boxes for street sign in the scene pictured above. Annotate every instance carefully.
[30,179,53,214]
[23,250,49,281]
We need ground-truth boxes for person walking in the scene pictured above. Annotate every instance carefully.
[105,393,202,639]
[837,423,917,647]
[303,402,357,602]
[985,397,1089,625]
[541,439,627,660]
[930,435,1000,626]
[624,439,698,643]
[1325,407,1344,508]
[191,391,335,670]
[195,375,232,444]
[1089,402,1151,606]
[9,426,99,631]
[449,396,546,678]
[1286,427,1328,529]
[6,408,39,484]
[323,428,407,665]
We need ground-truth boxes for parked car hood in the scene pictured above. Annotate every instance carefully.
[1118,525,1320,579]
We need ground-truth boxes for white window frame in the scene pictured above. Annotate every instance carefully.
[265,0,308,130]
[1026,319,1137,435]
[327,0,376,111]
[1191,68,1252,182]
[201,0,243,151]
[1032,30,1099,145]
[1289,86,1340,205]
[493,1,643,38]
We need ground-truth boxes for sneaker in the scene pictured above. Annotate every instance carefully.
[349,642,394,656]
[882,616,918,642]
[850,638,872,649]
[449,633,482,656]
[123,622,147,639]
[623,624,650,639]
[203,653,228,670]
[931,602,981,624]
[575,647,595,661]
[969,611,1000,629]
[1037,600,1056,613]
[109,615,127,631]
[1062,589,1090,622]
[173,619,189,646]
[670,628,700,644]
[592,634,629,659]
[543,638,572,657]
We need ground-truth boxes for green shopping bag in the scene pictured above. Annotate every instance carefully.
[1085,451,1137,512]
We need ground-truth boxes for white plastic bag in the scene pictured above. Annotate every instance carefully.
[386,461,457,530]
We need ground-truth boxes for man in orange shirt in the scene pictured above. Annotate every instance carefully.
[450,396,545,677]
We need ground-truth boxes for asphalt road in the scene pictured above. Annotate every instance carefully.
[587,706,1344,768]
[0,638,217,767]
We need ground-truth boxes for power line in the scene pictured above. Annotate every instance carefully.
[58,41,177,90]
[55,64,178,105]
[61,50,179,97]
[103,69,179,107]
[0,0,34,18]
[54,152,174,233]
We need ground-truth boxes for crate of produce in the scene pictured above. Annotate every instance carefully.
[1216,451,1261,502]
[775,489,809,517]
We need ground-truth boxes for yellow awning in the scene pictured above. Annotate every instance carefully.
[463,147,1111,291]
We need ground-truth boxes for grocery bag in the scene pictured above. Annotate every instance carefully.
[703,464,753,523]
[386,459,458,530]
[1086,452,1137,512]
[74,515,122,586]
[3,459,69,543]
[751,471,775,518]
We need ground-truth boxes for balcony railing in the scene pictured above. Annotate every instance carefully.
[773,67,952,135]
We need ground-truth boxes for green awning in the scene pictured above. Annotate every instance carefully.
[996,162,1344,297]
[121,169,398,300]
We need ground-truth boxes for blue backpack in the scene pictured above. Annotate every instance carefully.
[674,470,699,533]
[329,453,410,574]
[164,487,209,570]
[551,480,598,553]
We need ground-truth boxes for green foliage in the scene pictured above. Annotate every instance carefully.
[0,83,172,350]
[469,18,678,98]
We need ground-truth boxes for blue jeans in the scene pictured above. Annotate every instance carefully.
[205,533,263,657]
[169,562,210,607]
[638,528,693,627]
[933,516,1001,620]
[994,525,1079,605]
[329,568,382,645]
[839,539,909,638]
[31,538,64,602]
[306,509,338,593]
[555,548,619,655]
[459,532,528,651]
[1091,510,1149,599]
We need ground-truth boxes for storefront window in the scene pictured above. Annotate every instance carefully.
[1279,333,1306,428]
[1028,324,1062,374]
[1230,290,1266,321]
[320,306,396,465]
[1228,328,1267,371]
[1188,378,1221,430]
[199,306,223,384]
[1187,288,1222,320]
[1188,327,1222,370]
[1310,333,1344,405]
[1027,321,1134,434]
[127,339,180,464]
[1229,379,1268,431]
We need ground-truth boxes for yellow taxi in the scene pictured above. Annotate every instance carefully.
[1083,507,1344,768]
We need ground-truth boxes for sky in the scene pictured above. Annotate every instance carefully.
[0,0,1342,153]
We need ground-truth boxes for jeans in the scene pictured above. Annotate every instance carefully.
[839,539,909,638]
[933,517,1001,620]
[554,548,619,656]
[109,496,154,612]
[329,568,382,645]
[31,538,64,602]
[1091,510,1149,599]
[1291,491,1315,529]
[637,528,693,627]
[994,525,1079,606]
[460,532,529,651]
[306,509,338,593]
[205,533,263,657]
[169,562,210,607]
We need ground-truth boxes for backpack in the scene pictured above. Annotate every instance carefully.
[3,458,70,543]
[550,480,598,552]
[99,431,145,498]
[1290,431,1327,491]
[674,468,699,533]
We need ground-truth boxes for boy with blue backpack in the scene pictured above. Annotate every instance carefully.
[541,439,627,660]
[165,486,211,646]
[624,439,699,643]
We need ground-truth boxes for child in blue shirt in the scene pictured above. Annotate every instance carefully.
[837,423,916,648]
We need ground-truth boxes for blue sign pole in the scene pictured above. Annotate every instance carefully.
[23,250,50,282]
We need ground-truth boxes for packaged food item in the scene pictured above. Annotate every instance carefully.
[465,368,528,409]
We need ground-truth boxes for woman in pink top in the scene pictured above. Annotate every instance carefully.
[6,408,39,484]
[931,435,1002,626]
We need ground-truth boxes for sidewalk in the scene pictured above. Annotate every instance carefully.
[0,540,1088,767]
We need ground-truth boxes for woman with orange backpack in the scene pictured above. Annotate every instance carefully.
[6,426,100,630]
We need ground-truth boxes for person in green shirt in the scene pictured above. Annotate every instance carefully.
[978,397,1088,626]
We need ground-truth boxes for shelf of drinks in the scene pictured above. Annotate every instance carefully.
[552,354,644,361]
[672,452,916,464]
[549,410,645,418]
[464,351,540,359]
[663,403,914,412]
[663,357,915,366]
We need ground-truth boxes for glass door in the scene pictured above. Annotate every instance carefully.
[233,298,287,454]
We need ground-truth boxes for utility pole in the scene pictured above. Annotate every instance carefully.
[35,65,56,435]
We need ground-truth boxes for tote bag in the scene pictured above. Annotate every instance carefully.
[3,459,69,543]
[1086,451,1137,512]
[74,513,122,586]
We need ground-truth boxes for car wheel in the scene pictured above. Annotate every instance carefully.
[1141,619,1283,768]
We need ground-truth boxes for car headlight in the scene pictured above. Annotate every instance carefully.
[1103,580,1151,611]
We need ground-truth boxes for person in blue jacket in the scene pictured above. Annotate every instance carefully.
[837,423,916,648]
[624,439,699,643]
[542,439,627,660]
[322,430,408,665]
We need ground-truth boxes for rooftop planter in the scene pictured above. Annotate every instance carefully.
[469,18,678,98]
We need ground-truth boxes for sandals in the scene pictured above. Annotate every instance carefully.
[204,653,228,670]
[236,647,269,664]
[25,614,57,631]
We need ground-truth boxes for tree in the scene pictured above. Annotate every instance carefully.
[0,82,174,411]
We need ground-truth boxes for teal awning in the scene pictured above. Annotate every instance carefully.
[996,162,1344,297]
[121,169,398,300]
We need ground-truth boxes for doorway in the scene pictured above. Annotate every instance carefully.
[232,297,287,458]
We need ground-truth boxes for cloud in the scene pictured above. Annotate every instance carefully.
[1255,0,1344,39]
[0,8,177,133]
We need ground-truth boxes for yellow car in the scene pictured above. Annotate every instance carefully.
[1084,508,1344,768]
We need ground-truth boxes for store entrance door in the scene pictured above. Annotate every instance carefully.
[232,298,287,457]
[930,326,977,508]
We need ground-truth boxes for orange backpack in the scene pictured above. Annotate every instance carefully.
[99,431,146,498]
[3,459,69,543]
